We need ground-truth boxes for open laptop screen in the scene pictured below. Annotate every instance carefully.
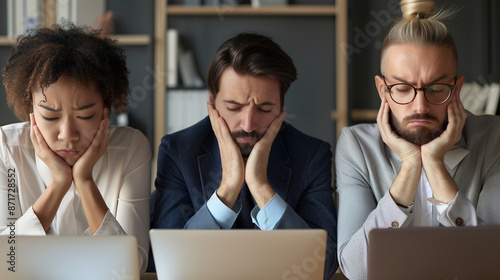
[150,229,327,280]
[368,226,500,280]
[0,235,140,280]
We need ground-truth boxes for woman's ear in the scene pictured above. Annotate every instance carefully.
[103,107,110,117]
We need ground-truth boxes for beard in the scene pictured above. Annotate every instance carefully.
[231,130,263,157]
[389,112,447,146]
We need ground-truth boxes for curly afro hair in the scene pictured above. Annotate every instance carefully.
[2,23,129,121]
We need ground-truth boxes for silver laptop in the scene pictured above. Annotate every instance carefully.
[368,226,500,280]
[150,229,327,280]
[0,235,140,280]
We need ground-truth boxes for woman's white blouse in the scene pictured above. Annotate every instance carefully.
[0,122,151,272]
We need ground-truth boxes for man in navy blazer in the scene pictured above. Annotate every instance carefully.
[150,33,338,279]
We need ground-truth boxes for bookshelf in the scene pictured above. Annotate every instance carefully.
[153,0,348,163]
[0,34,150,46]
[166,5,338,15]
[1,0,150,47]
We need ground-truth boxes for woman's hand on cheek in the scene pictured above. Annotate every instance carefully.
[72,108,110,184]
[29,113,73,187]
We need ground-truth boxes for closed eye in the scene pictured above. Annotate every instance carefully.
[40,115,58,121]
[258,107,272,113]
[227,107,242,111]
[77,115,94,120]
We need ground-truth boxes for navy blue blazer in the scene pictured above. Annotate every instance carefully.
[150,117,338,278]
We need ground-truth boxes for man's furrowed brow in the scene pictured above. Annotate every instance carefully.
[223,100,276,106]
[390,74,449,85]
[256,101,276,106]
[224,100,246,105]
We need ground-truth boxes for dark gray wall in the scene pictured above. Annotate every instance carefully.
[0,0,19,126]
[107,0,155,149]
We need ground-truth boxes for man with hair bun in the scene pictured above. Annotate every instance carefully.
[336,0,500,278]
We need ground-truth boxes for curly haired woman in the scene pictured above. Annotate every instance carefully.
[1,24,151,273]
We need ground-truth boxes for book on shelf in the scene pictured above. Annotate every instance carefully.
[166,88,209,134]
[205,0,238,6]
[7,0,42,38]
[166,29,179,88]
[56,0,105,27]
[485,83,500,115]
[166,29,204,88]
[178,45,204,88]
[251,0,288,8]
[460,82,500,115]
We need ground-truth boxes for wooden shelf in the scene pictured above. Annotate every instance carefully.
[0,36,16,46]
[166,5,337,16]
[332,109,378,122]
[351,109,378,121]
[111,35,151,46]
[1,35,150,47]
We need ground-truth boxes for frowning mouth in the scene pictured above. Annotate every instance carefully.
[56,150,79,157]
[236,136,257,144]
[408,119,432,126]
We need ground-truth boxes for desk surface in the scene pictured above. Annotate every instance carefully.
[140,270,348,280]
[141,273,157,280]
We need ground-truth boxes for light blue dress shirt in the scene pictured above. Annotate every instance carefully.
[206,190,287,230]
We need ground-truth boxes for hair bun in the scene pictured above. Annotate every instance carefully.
[400,0,435,19]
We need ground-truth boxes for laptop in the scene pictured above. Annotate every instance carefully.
[368,226,500,280]
[0,235,140,280]
[150,229,327,280]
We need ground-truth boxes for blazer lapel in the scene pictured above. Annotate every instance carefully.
[444,136,469,178]
[198,133,222,204]
[267,129,292,201]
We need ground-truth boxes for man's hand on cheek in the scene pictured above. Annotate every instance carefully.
[421,93,466,162]
[245,110,286,188]
[207,101,245,207]
[377,96,421,163]
[252,109,286,154]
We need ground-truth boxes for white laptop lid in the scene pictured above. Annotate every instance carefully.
[0,235,140,280]
[368,226,500,280]
[150,229,327,280]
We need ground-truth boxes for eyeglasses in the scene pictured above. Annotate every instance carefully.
[382,76,456,105]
